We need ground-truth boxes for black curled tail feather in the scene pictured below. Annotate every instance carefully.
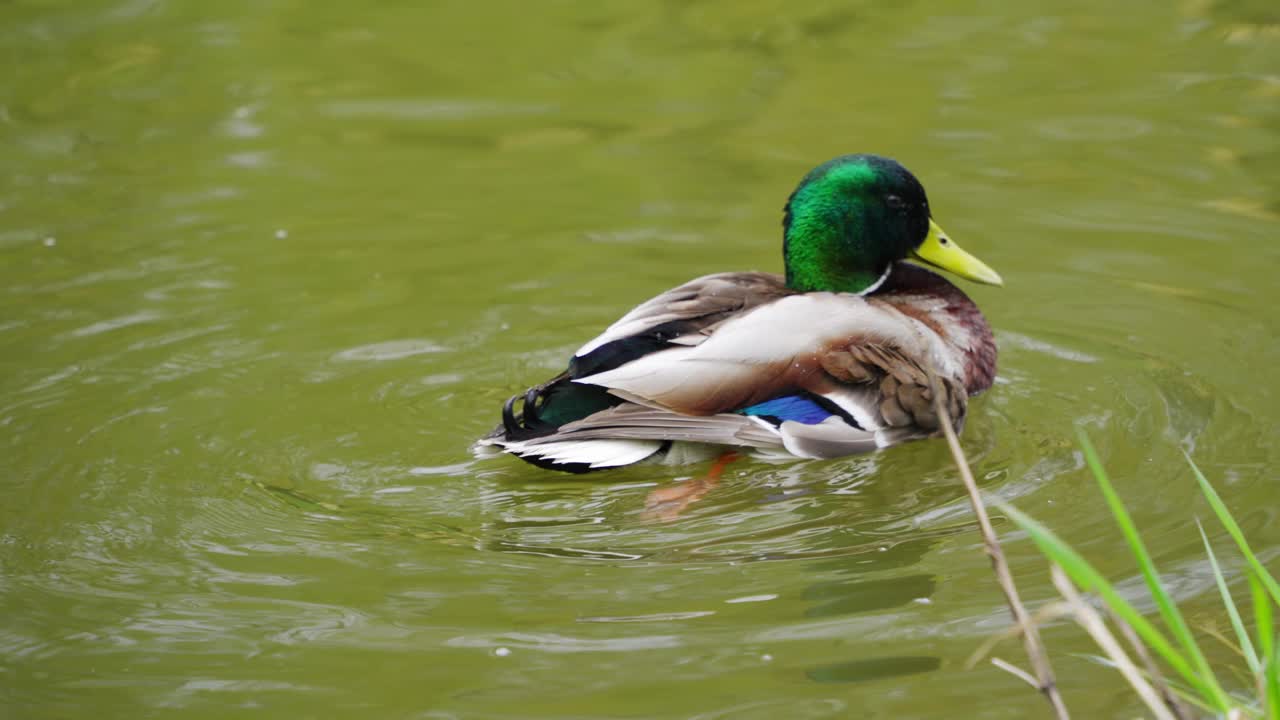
[500,394,522,435]
[494,371,622,442]
[499,385,552,437]
[498,372,565,441]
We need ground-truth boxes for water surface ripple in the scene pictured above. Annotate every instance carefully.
[2,2,1278,719]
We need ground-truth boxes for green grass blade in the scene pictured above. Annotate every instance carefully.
[1198,519,1261,674]
[1186,451,1280,609]
[1078,431,1231,709]
[997,501,1214,702]
[1255,573,1278,718]
[1266,635,1279,720]
[1259,572,1275,667]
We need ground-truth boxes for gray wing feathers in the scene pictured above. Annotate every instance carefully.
[518,405,887,461]
[575,272,790,356]
[518,404,783,449]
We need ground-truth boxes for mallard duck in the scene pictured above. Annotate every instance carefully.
[479,154,1002,473]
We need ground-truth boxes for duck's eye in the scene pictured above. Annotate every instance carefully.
[885,195,906,211]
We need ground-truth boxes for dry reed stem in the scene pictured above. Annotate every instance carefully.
[992,657,1040,688]
[1109,606,1194,719]
[1050,567,1178,720]
[932,381,1069,719]
[967,601,1076,671]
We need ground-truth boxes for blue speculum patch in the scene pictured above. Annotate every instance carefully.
[741,395,833,425]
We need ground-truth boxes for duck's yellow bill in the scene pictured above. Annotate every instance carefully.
[911,220,1003,286]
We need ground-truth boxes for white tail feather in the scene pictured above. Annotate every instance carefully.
[501,438,662,469]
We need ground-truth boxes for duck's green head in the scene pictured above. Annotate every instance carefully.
[782,154,1002,294]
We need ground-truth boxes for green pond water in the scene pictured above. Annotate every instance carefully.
[3,1,1279,718]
